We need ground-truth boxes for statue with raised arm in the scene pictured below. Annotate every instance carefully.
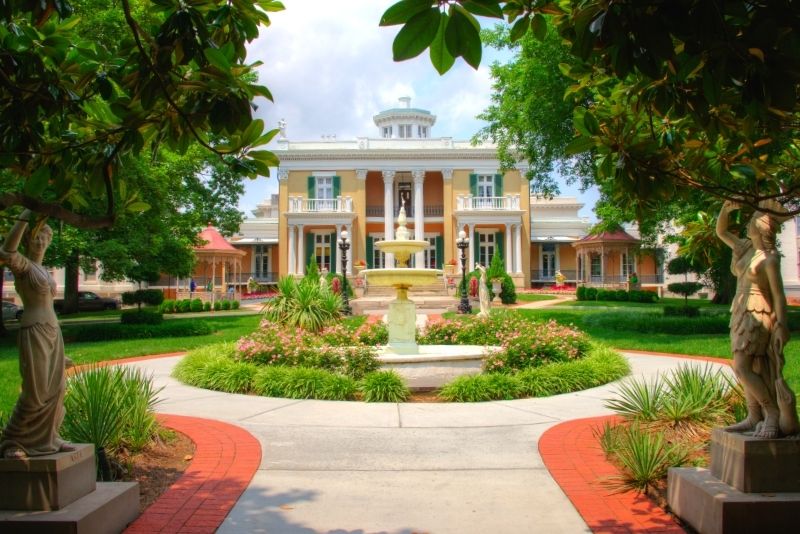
[476,263,490,318]
[717,200,800,438]
[0,210,73,458]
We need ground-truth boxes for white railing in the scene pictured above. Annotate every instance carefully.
[288,196,354,213]
[456,195,521,211]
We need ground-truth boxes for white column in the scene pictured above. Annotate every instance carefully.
[468,223,476,272]
[515,223,523,274]
[335,224,343,275]
[346,223,353,275]
[382,170,395,268]
[297,224,306,275]
[505,223,513,274]
[412,169,425,267]
[288,224,296,275]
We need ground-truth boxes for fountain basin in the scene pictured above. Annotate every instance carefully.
[377,345,500,390]
[375,239,430,266]
[362,268,443,288]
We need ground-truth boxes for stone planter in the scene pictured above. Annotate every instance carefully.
[491,279,502,303]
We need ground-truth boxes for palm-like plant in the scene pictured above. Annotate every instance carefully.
[263,275,343,332]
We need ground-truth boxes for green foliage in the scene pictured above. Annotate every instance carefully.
[221,300,231,311]
[63,320,213,342]
[231,300,240,310]
[360,371,410,403]
[121,289,165,308]
[263,276,343,332]
[178,299,192,313]
[582,311,726,334]
[252,366,291,397]
[576,286,658,303]
[213,301,221,311]
[663,305,701,318]
[439,345,629,401]
[667,282,704,307]
[160,299,175,313]
[203,301,212,311]
[61,366,162,454]
[120,309,163,325]
[667,257,695,276]
[190,299,204,312]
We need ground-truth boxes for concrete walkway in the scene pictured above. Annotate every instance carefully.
[123,351,730,534]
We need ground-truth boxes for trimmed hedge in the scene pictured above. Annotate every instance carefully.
[581,311,728,334]
[160,298,241,313]
[121,289,164,308]
[576,286,658,303]
[663,305,701,317]
[63,320,213,342]
[120,309,163,325]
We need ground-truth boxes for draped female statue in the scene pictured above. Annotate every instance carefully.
[717,200,800,438]
[0,210,73,458]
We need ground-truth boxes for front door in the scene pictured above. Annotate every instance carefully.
[398,182,412,215]
[541,243,556,280]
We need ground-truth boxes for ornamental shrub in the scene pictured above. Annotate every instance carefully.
[121,289,165,310]
[203,301,212,311]
[232,300,240,310]
[584,287,598,300]
[177,299,191,313]
[663,305,701,318]
[576,286,586,300]
[360,370,410,402]
[221,299,231,310]
[159,299,175,313]
[190,298,203,312]
[213,301,221,311]
[63,321,213,342]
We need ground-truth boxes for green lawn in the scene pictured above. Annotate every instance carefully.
[516,293,558,303]
[0,315,261,415]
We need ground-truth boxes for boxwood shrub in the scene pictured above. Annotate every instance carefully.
[63,320,213,342]
[120,309,163,325]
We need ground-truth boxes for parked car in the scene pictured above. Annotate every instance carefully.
[2,301,23,321]
[53,291,120,313]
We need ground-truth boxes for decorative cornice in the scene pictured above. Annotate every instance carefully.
[277,148,499,161]
[356,169,368,181]
[441,168,453,181]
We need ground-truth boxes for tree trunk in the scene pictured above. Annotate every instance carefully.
[62,252,80,315]
[0,266,7,337]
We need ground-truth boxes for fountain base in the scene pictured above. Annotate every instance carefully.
[377,345,499,390]
[385,298,418,354]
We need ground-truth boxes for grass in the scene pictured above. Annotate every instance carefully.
[0,315,261,415]
[515,293,558,303]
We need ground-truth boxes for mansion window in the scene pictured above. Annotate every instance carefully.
[541,243,556,279]
[424,237,437,269]
[316,176,334,210]
[418,125,428,138]
[314,233,333,272]
[254,245,270,279]
[382,126,392,138]
[478,232,495,268]
[590,255,601,278]
[621,253,635,277]
[398,124,412,138]
[372,237,385,269]
[476,175,494,208]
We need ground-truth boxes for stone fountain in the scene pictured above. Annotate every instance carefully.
[361,204,494,389]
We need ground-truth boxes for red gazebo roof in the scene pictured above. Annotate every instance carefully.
[196,225,245,255]
[576,229,639,244]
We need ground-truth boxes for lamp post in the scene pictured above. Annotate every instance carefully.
[456,230,472,314]
[337,230,352,316]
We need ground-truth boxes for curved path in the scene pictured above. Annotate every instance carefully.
[123,352,732,534]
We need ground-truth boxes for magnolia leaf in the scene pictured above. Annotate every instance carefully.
[531,14,547,41]
[24,166,50,197]
[430,12,455,74]
[565,136,595,155]
[392,8,440,61]
[126,201,151,213]
[445,6,482,69]
[380,0,432,26]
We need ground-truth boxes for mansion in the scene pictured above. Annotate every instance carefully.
[4,99,800,303]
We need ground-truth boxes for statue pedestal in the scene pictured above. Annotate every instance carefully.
[385,297,418,355]
[668,429,800,534]
[0,444,139,533]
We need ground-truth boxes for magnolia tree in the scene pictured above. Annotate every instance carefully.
[380,1,800,217]
[1,0,282,230]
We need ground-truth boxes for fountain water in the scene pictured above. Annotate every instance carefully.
[361,204,494,389]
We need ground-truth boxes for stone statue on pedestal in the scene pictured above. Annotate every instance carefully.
[0,210,73,458]
[476,264,490,318]
[717,200,800,438]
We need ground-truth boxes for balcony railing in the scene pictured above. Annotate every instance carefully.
[456,195,521,211]
[365,205,444,217]
[288,196,353,213]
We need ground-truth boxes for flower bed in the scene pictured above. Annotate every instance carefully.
[242,291,275,300]
[522,286,576,295]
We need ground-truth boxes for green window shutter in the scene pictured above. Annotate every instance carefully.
[333,176,341,198]
[435,236,443,269]
[329,233,337,272]
[305,233,314,270]
[495,232,504,268]
[307,176,315,198]
[366,236,374,268]
[469,173,477,196]
[494,174,503,197]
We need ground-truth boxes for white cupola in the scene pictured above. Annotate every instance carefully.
[373,97,436,139]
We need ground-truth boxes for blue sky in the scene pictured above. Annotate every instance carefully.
[241,0,598,220]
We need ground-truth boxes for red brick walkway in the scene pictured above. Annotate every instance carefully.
[540,416,684,534]
[125,414,261,534]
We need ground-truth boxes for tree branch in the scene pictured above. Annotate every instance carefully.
[0,193,114,229]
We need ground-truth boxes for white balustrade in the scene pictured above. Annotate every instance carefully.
[457,195,518,211]
[288,196,354,213]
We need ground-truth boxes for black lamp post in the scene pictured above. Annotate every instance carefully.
[456,230,472,314]
[337,229,352,316]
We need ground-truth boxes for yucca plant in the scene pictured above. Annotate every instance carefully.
[605,376,666,421]
[660,364,733,425]
[609,424,693,492]
[263,275,343,332]
[360,371,410,402]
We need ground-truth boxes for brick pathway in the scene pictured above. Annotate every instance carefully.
[124,415,261,534]
[540,416,685,534]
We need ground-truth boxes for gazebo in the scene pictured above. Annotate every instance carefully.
[572,229,641,286]
[193,225,246,299]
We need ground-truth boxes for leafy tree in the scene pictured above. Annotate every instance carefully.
[381,1,800,216]
[1,0,282,231]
